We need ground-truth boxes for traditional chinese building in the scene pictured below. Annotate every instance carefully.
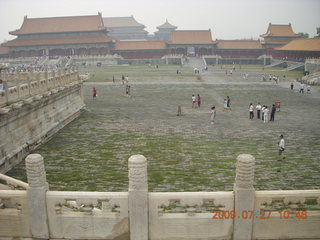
[274,38,320,61]
[0,44,9,58]
[103,16,148,41]
[4,13,114,57]
[168,30,215,56]
[260,23,300,55]
[215,40,264,58]
[112,41,169,59]
[154,20,177,41]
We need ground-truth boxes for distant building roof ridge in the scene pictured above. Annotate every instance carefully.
[157,19,177,30]
[169,29,214,44]
[103,16,145,28]
[260,23,299,38]
[9,14,107,36]
[216,39,263,50]
[276,38,320,52]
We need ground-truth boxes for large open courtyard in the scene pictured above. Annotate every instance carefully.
[8,64,320,192]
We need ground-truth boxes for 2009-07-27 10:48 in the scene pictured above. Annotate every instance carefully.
[211,210,308,219]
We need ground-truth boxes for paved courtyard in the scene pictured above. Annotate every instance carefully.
[8,64,320,192]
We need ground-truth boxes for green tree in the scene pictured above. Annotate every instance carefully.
[298,32,309,38]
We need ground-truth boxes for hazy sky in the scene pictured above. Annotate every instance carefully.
[0,0,319,43]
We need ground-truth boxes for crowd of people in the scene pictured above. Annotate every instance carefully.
[248,102,277,123]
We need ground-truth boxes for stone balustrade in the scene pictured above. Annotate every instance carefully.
[0,68,79,107]
[0,153,320,240]
[149,192,234,239]
[0,173,29,189]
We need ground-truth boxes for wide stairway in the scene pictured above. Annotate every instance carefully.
[184,56,206,69]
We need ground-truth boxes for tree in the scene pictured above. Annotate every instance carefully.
[298,32,309,38]
[317,27,320,37]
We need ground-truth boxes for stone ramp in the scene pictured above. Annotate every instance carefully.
[265,59,285,68]
[282,62,304,71]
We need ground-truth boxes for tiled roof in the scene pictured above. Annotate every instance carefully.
[169,30,214,44]
[157,20,177,30]
[10,14,107,35]
[275,38,320,52]
[216,40,263,50]
[4,34,113,47]
[260,23,299,37]
[109,29,148,34]
[115,41,167,50]
[0,45,9,54]
[103,16,145,28]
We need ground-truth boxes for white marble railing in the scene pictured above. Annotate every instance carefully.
[46,191,128,239]
[0,173,28,189]
[253,190,320,239]
[0,154,319,240]
[0,68,79,107]
[306,58,320,64]
[0,190,31,237]
[149,192,234,239]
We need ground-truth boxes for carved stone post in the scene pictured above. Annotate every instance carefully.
[233,154,255,240]
[44,67,49,90]
[58,69,62,86]
[26,154,49,239]
[3,72,9,104]
[128,155,148,240]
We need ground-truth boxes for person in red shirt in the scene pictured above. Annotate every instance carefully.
[92,87,97,99]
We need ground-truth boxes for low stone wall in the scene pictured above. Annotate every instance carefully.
[1,154,319,240]
[73,55,122,66]
[0,80,85,173]
[305,58,320,74]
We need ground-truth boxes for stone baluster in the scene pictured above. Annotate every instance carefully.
[26,154,49,239]
[44,68,49,90]
[52,71,56,88]
[58,69,62,86]
[2,71,9,104]
[233,154,255,240]
[36,72,41,94]
[128,155,148,240]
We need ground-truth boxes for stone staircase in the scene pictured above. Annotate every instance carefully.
[184,57,206,69]
[301,71,320,85]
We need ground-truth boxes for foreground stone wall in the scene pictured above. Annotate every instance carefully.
[305,58,320,74]
[1,154,319,240]
[0,80,84,173]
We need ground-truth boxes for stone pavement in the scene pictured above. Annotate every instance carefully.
[7,65,320,192]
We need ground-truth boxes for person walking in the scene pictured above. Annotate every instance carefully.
[256,103,262,119]
[249,103,254,119]
[270,104,276,121]
[227,96,231,109]
[92,87,97,99]
[290,82,294,90]
[223,99,228,111]
[210,106,216,124]
[261,105,266,121]
[278,135,285,160]
[197,94,201,108]
[299,83,304,93]
[192,95,196,108]
[264,106,269,123]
